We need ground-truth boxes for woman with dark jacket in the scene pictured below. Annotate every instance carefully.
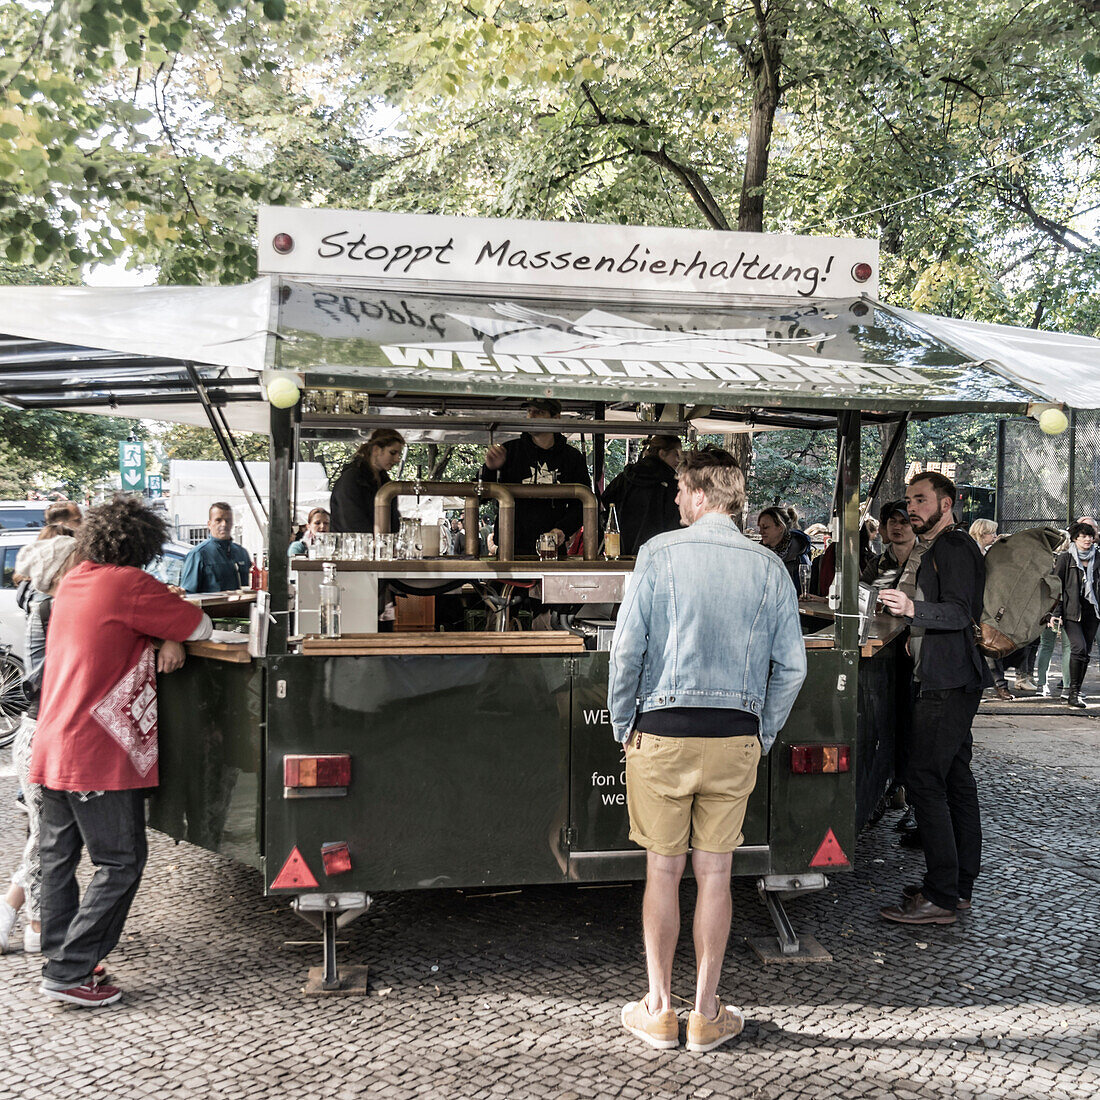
[757,506,812,589]
[329,429,406,534]
[601,435,683,556]
[1051,520,1100,709]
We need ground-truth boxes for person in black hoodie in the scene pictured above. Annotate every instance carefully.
[329,428,406,534]
[601,435,683,556]
[481,399,591,558]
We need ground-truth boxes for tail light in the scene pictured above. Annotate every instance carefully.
[284,754,351,797]
[321,841,352,876]
[790,745,850,774]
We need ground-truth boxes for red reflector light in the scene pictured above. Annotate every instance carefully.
[810,828,850,867]
[790,745,850,774]
[284,754,351,788]
[272,232,295,254]
[321,841,352,876]
[270,846,319,889]
[851,262,873,283]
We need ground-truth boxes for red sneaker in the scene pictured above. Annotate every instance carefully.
[41,981,122,1007]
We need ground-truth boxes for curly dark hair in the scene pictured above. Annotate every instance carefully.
[76,494,168,569]
[1069,521,1097,541]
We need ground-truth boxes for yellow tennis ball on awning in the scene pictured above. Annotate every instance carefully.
[267,376,301,408]
[1039,407,1068,435]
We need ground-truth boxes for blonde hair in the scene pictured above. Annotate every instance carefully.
[677,447,745,514]
[968,518,997,542]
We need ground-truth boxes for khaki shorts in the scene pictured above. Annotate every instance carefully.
[625,733,762,856]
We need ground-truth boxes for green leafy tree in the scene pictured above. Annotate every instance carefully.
[0,409,149,496]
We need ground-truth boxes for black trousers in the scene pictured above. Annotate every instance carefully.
[1064,602,1099,666]
[38,787,148,989]
[905,686,982,910]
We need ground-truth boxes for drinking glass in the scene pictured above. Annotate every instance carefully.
[798,562,812,597]
[378,533,396,560]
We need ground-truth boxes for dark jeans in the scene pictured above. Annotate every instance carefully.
[905,687,982,910]
[893,644,916,783]
[39,787,148,989]
[1064,602,1099,666]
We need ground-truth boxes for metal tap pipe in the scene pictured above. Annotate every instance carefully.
[507,484,600,561]
[374,481,516,560]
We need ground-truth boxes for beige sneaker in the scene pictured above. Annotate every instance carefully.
[686,1003,744,1052]
[621,997,679,1049]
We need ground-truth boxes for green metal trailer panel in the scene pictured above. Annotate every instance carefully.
[149,658,264,870]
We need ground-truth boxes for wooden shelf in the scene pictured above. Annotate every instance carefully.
[185,640,252,664]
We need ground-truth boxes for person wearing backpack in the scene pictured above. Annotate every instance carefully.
[1050,521,1100,710]
[877,472,992,925]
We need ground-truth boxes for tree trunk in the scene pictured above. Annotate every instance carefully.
[723,431,755,529]
[737,23,786,233]
[875,421,908,508]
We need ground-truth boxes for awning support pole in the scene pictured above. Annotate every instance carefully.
[837,411,861,651]
[184,363,269,541]
[861,413,909,521]
[214,401,268,523]
[267,404,293,656]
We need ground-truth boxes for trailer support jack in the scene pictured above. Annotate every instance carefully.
[747,875,833,965]
[291,893,372,995]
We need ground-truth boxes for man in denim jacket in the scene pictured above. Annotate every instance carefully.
[609,447,806,1052]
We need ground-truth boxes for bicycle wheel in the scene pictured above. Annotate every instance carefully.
[0,654,27,749]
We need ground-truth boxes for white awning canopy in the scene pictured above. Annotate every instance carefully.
[1,276,1097,432]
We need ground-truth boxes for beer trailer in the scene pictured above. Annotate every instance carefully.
[1,209,1096,987]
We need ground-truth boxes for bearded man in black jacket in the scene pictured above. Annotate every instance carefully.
[878,472,992,926]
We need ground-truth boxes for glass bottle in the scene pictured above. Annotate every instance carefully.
[319,562,342,638]
[605,505,621,560]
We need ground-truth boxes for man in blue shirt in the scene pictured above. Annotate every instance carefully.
[181,502,251,593]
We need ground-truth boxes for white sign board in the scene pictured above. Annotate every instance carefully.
[258,207,878,301]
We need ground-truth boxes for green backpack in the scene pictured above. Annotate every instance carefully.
[977,527,1063,658]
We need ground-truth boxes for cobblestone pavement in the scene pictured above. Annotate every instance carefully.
[1,710,1098,1100]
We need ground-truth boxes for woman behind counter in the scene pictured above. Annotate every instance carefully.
[757,506,811,589]
[601,434,683,557]
[329,429,406,534]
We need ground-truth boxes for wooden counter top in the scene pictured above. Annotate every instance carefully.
[298,630,585,656]
[291,558,634,573]
[799,604,908,657]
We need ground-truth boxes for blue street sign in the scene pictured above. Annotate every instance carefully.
[119,441,146,491]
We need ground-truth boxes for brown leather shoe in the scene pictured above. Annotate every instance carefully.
[880,891,956,925]
[902,883,970,911]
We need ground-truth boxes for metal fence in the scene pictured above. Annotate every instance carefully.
[997,411,1100,533]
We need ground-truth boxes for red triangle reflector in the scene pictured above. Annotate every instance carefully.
[270,846,319,889]
[809,828,849,867]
